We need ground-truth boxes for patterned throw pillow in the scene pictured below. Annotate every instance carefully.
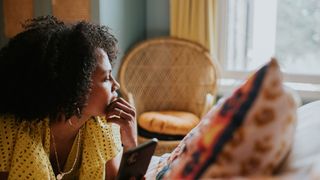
[157,58,297,179]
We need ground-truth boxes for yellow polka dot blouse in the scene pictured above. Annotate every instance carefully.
[0,115,122,179]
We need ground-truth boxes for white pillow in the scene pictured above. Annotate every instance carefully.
[278,100,320,179]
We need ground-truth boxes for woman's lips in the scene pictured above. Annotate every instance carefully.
[111,92,118,102]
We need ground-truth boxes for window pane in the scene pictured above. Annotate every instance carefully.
[226,0,252,71]
[275,0,320,75]
[226,0,320,76]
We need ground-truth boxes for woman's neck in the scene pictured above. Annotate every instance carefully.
[49,115,88,176]
[50,115,89,141]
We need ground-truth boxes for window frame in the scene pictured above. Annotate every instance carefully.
[216,0,320,102]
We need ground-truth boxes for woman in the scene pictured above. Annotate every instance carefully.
[0,16,137,179]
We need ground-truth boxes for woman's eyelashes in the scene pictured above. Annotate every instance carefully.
[103,74,111,82]
[104,77,109,82]
[104,74,115,82]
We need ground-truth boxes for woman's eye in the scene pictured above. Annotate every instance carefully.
[104,75,112,82]
[104,77,110,82]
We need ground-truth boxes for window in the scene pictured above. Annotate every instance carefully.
[217,0,320,101]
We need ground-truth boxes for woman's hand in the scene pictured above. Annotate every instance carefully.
[106,97,138,151]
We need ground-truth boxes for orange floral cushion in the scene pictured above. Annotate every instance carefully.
[157,59,297,179]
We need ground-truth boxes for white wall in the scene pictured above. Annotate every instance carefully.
[99,0,147,77]
[146,0,169,38]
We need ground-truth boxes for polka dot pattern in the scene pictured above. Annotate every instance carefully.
[80,116,122,179]
[0,115,19,172]
[0,116,122,179]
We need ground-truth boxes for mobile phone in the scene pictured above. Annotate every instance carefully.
[116,138,158,180]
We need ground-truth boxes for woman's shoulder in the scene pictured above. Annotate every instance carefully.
[0,115,49,135]
[0,115,50,150]
[0,115,19,172]
[0,114,50,144]
[86,116,120,132]
[0,115,19,136]
[0,115,52,177]
[84,116,122,148]
[81,116,122,165]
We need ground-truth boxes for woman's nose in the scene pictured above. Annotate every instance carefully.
[112,79,120,92]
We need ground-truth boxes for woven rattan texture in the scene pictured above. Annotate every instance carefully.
[119,38,219,118]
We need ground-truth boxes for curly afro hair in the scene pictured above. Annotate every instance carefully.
[0,16,118,122]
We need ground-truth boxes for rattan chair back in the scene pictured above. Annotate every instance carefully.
[119,37,219,118]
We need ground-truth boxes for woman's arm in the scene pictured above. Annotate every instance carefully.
[104,97,137,179]
[105,150,122,180]
[106,97,138,150]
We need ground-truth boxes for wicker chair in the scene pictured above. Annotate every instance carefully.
[119,37,219,155]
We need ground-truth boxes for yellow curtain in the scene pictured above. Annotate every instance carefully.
[170,0,218,56]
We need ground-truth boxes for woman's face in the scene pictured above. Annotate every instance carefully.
[81,48,120,116]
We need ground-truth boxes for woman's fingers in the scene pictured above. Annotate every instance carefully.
[107,97,135,112]
[117,97,135,110]
[108,107,133,120]
[106,97,138,150]
[106,98,135,118]
[107,108,138,150]
[105,98,136,128]
[114,102,135,116]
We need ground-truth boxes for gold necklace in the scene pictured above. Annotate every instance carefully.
[51,128,82,180]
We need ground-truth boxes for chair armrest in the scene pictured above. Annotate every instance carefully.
[127,92,135,107]
[200,93,216,118]
[128,92,138,137]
